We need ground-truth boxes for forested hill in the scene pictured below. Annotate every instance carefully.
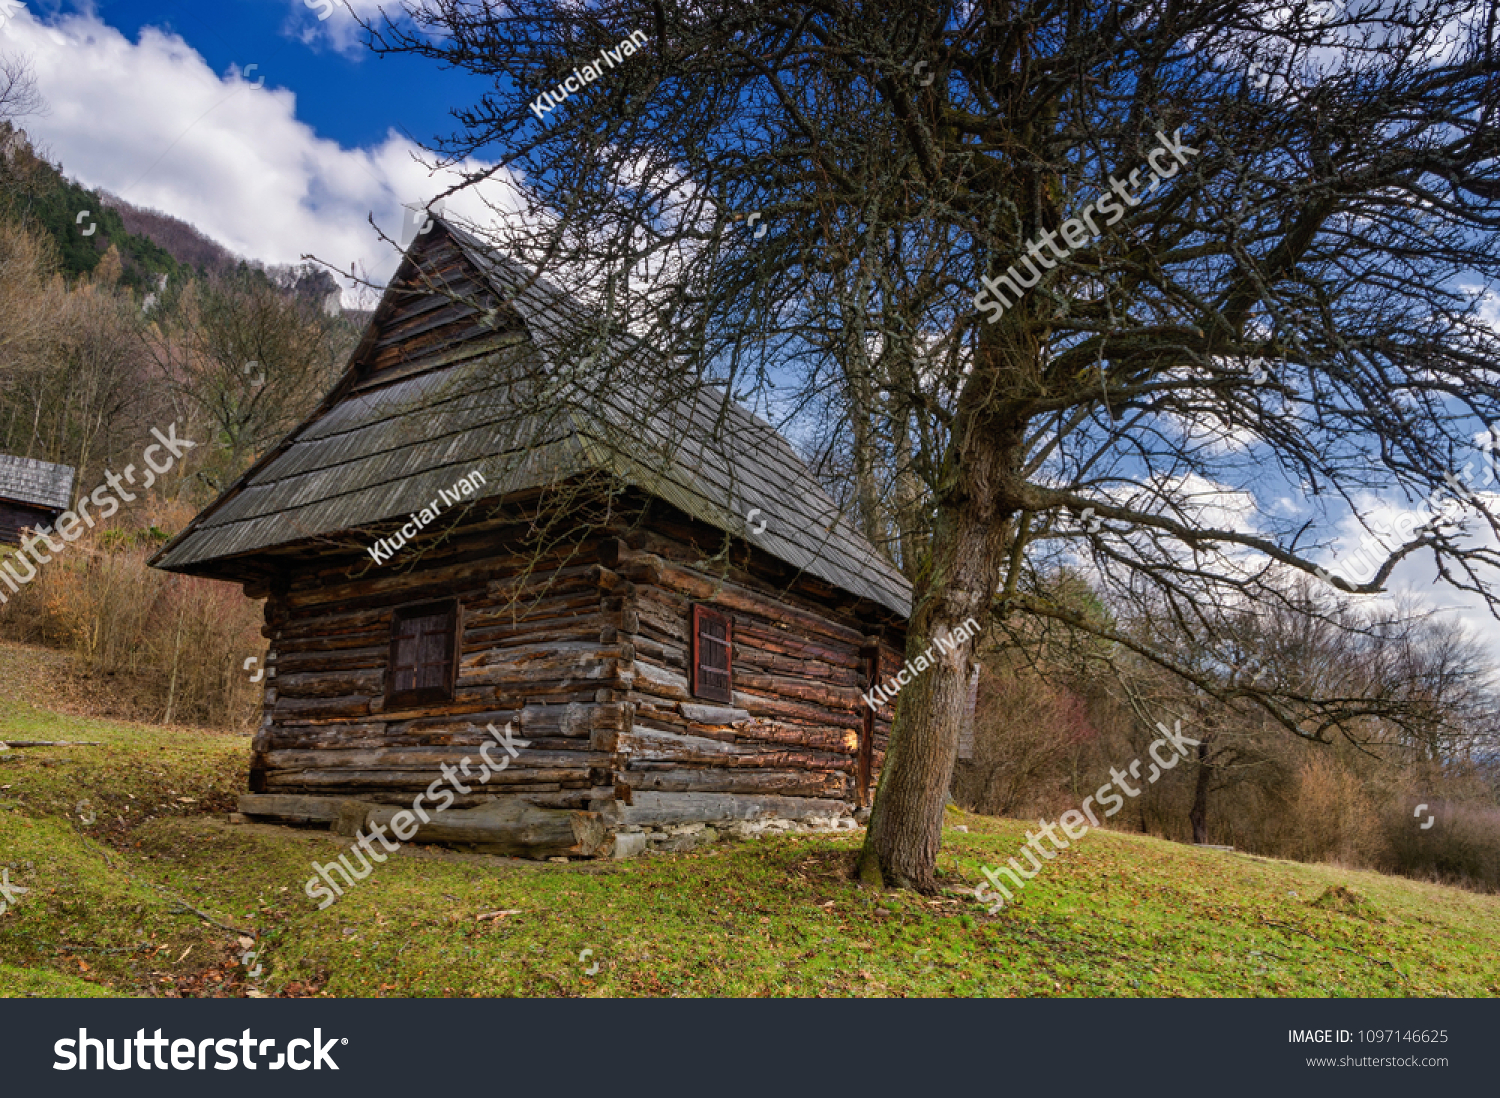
[0,121,336,302]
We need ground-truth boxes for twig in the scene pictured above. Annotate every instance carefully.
[166,900,249,936]
[1259,918,1399,972]
[0,740,104,748]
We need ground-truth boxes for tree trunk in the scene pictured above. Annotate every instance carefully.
[856,379,1021,891]
[1189,737,1213,844]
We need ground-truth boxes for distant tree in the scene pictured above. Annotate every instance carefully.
[0,270,157,480]
[0,217,61,382]
[146,271,354,489]
[0,54,42,125]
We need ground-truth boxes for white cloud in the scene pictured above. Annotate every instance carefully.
[283,0,398,58]
[5,6,515,303]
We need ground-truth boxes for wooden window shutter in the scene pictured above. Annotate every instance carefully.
[691,604,733,703]
[386,598,461,708]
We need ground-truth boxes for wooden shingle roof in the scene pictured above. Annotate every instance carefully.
[151,220,911,620]
[0,454,74,512]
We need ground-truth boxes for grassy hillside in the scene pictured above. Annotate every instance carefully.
[1,640,1496,998]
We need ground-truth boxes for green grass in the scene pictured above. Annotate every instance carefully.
[2,641,1498,998]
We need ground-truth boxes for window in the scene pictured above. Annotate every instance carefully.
[386,598,461,707]
[691,603,733,703]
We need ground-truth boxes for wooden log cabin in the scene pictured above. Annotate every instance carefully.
[0,454,74,548]
[150,217,911,858]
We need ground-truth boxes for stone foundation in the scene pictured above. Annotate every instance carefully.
[611,815,862,857]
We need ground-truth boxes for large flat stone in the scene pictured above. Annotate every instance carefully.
[612,831,648,859]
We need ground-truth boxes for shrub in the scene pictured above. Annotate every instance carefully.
[1262,751,1386,866]
[0,497,263,728]
[1380,799,1500,893]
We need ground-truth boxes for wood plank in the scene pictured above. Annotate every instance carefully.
[264,747,613,770]
[276,669,385,699]
[264,768,583,788]
[275,646,390,674]
[593,726,853,772]
[615,768,848,798]
[460,656,619,689]
[273,694,374,720]
[363,800,609,857]
[236,793,356,822]
[678,703,751,725]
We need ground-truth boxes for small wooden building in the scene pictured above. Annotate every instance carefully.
[151,218,911,858]
[0,454,75,547]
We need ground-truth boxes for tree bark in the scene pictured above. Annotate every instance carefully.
[856,344,1022,890]
[1189,736,1215,844]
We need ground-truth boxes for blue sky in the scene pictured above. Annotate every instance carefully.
[87,0,480,150]
[2,0,518,296]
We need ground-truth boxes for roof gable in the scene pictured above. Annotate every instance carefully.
[152,221,912,619]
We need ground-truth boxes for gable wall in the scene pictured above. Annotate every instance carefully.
[351,233,510,392]
[596,520,905,827]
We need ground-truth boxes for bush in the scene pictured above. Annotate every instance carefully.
[1263,752,1387,867]
[0,497,264,728]
[1380,799,1500,893]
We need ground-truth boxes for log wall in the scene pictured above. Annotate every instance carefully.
[251,512,624,810]
[247,500,905,831]
[0,498,59,547]
[598,521,903,823]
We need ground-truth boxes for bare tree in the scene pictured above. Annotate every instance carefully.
[363,0,1500,891]
[144,271,354,489]
[0,54,43,126]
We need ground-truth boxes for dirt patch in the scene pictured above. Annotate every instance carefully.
[150,940,327,998]
[1309,884,1384,920]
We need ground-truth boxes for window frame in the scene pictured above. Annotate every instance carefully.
[385,597,463,709]
[690,603,734,703]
